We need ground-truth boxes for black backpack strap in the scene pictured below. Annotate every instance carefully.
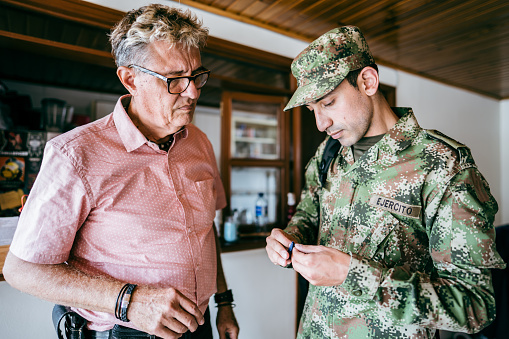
[318,138,341,186]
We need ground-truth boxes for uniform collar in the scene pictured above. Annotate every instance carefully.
[377,107,420,156]
[337,107,419,167]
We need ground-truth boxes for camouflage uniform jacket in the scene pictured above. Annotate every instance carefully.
[285,108,506,338]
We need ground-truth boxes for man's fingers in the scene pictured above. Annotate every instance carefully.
[168,294,203,332]
[266,234,289,266]
[177,295,204,326]
[127,286,204,338]
[171,310,199,333]
[266,236,288,257]
[294,243,321,253]
[154,290,202,334]
[269,228,291,243]
[291,249,305,267]
[266,228,300,266]
[159,316,189,335]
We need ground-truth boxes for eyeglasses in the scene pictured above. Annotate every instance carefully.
[129,64,210,94]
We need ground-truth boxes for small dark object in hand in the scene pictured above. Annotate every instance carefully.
[288,241,295,260]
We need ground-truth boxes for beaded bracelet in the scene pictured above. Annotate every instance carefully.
[114,283,137,322]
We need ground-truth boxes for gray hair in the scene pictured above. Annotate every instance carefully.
[109,4,209,67]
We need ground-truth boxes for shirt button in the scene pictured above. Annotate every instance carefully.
[353,290,362,297]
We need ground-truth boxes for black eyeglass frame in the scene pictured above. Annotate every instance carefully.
[128,64,211,94]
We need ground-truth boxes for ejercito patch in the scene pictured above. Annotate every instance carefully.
[369,195,421,219]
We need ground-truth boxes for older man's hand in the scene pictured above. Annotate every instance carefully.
[127,286,204,339]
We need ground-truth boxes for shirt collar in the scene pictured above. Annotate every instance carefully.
[113,94,189,153]
[338,107,419,166]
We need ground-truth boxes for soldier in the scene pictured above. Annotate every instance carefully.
[266,26,506,338]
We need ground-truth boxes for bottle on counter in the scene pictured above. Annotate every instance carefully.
[287,192,296,225]
[255,192,268,231]
[224,209,239,242]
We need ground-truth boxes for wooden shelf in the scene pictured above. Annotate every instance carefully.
[0,30,115,68]
[234,137,277,144]
[220,225,280,253]
[232,116,278,126]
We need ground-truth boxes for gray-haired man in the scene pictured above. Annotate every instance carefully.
[4,4,238,339]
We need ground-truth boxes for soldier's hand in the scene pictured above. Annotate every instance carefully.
[265,228,298,267]
[291,244,351,286]
[127,285,204,339]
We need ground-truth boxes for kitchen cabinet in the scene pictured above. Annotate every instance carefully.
[231,113,279,160]
[221,91,291,243]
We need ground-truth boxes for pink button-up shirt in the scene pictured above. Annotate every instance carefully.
[10,95,226,330]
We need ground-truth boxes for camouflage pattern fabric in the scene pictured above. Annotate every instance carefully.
[285,108,506,338]
[284,26,374,111]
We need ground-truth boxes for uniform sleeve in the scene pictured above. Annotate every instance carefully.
[283,141,325,245]
[9,142,92,264]
[339,166,506,333]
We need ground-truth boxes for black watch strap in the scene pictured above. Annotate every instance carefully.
[214,289,234,304]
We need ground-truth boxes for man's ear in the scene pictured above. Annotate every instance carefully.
[359,67,379,96]
[117,66,137,95]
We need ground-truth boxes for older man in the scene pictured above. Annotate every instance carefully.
[4,4,238,339]
[266,26,505,338]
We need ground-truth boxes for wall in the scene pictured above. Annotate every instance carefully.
[3,80,119,120]
[0,282,55,339]
[208,249,297,339]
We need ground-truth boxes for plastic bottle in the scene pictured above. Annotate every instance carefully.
[224,210,238,242]
[255,192,268,230]
[287,192,296,224]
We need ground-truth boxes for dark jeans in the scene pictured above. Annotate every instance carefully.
[181,307,213,339]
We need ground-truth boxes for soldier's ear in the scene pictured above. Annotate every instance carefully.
[359,67,379,96]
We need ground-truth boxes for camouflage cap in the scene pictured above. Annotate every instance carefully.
[284,26,375,111]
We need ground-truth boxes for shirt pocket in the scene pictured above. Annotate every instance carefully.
[355,212,401,259]
[193,178,217,225]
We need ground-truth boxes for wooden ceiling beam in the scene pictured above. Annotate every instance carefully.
[285,0,381,30]
[176,0,314,41]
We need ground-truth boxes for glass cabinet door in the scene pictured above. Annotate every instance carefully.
[231,101,280,159]
[230,166,280,226]
[221,92,290,231]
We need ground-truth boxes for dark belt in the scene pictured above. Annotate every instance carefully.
[53,304,212,339]
[88,325,160,339]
